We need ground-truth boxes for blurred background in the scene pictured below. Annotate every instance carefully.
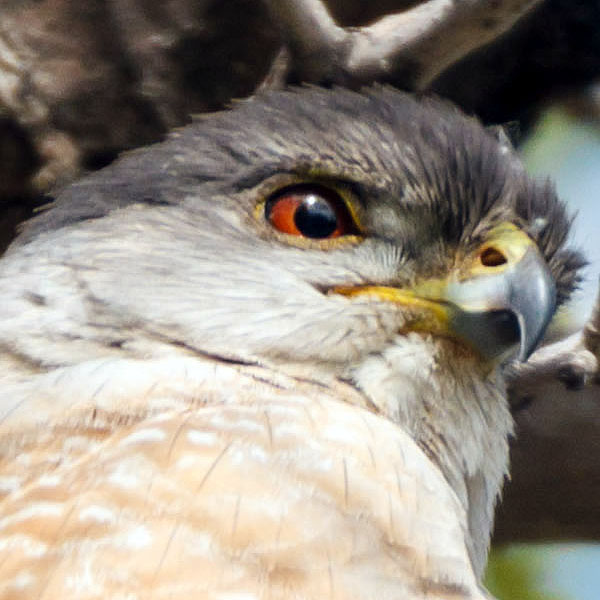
[486,106,600,599]
[523,106,600,322]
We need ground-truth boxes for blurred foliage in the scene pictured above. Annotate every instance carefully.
[485,546,567,600]
[521,108,600,176]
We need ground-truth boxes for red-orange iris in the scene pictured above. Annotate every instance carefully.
[265,185,358,239]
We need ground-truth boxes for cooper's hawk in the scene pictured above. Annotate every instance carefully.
[0,87,583,599]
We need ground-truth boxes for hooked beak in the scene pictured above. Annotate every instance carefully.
[334,223,556,362]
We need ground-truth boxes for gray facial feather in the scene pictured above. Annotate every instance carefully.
[16,87,583,303]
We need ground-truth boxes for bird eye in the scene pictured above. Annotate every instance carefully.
[265,184,359,239]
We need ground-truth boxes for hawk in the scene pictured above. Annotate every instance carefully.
[0,87,582,599]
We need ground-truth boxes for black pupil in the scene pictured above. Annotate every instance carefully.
[294,195,338,238]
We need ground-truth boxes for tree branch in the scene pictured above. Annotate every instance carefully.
[264,1,347,64]
[263,0,542,88]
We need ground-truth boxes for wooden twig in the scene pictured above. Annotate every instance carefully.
[263,0,542,89]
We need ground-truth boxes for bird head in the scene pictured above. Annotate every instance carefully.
[3,87,585,575]
[11,87,582,375]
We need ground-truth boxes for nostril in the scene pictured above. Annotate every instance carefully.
[480,246,507,267]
